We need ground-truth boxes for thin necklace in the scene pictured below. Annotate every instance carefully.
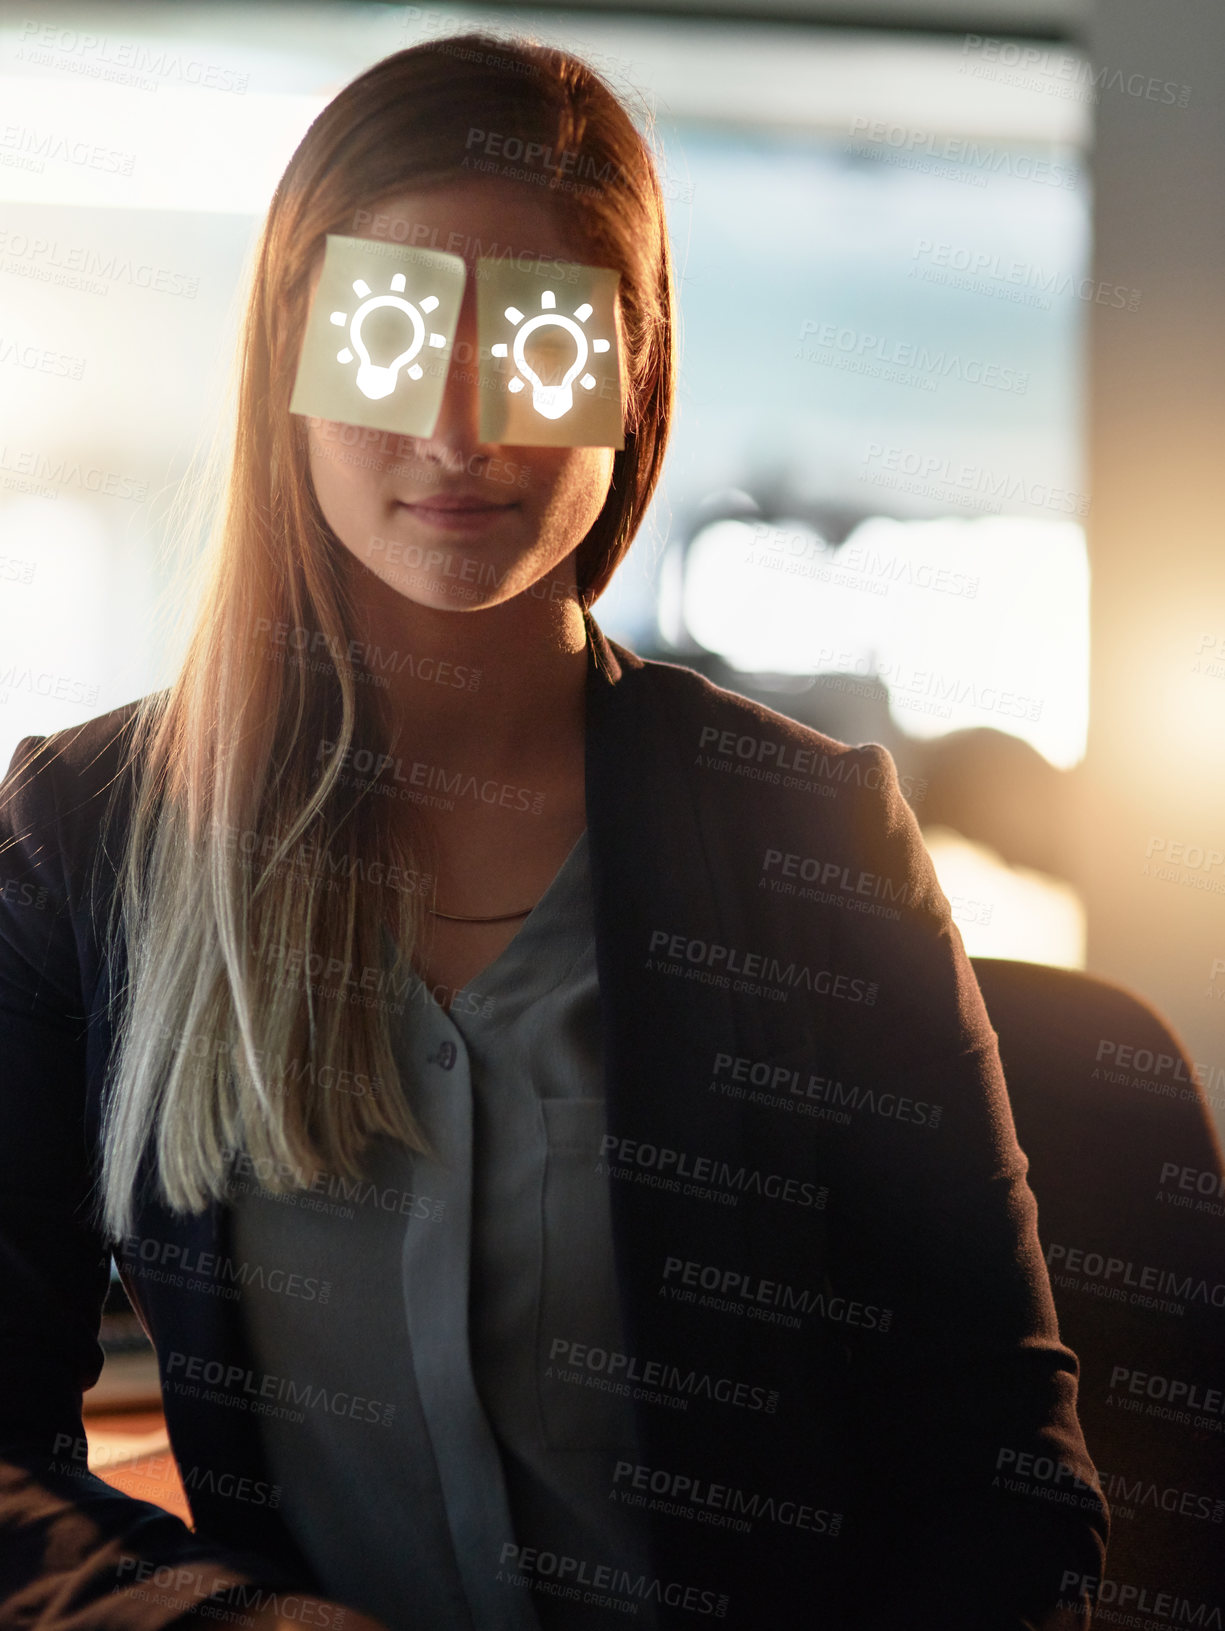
[427,905,533,923]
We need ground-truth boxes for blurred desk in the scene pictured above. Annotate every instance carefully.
[84,1344,192,1524]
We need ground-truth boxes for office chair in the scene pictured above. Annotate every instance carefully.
[972,957,1225,1607]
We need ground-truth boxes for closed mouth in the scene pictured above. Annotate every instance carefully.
[398,494,517,514]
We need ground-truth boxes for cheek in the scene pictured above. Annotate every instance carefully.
[531,448,615,538]
[307,430,376,538]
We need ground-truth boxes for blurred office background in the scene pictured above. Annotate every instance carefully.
[0,0,1221,1112]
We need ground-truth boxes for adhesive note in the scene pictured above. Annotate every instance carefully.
[476,258,624,448]
[290,233,467,437]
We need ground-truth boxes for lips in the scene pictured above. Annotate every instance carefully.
[395,491,519,530]
[398,490,516,512]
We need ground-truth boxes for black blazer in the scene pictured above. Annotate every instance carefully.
[0,621,1107,1631]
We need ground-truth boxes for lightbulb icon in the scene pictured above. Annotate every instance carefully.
[491,290,611,419]
[331,274,449,401]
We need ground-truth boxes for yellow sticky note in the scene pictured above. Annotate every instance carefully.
[290,233,466,437]
[477,258,624,448]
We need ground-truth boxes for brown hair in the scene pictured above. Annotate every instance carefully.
[98,35,676,1237]
[256,34,673,602]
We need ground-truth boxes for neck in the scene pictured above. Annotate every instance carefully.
[342,557,590,779]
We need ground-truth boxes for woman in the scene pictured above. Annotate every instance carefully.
[0,34,1107,1631]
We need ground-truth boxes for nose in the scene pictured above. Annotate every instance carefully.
[413,283,487,469]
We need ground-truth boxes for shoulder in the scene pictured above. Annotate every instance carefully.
[0,700,148,1015]
[0,696,154,885]
[609,640,913,810]
[608,643,943,921]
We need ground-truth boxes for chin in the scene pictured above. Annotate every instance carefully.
[379,571,492,610]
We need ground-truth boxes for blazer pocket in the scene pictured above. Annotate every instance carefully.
[535,1096,639,1451]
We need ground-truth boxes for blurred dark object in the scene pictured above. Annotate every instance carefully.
[972,956,1225,1603]
[644,640,1075,885]
[922,730,1074,878]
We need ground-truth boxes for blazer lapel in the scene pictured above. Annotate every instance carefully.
[583,618,847,1613]
[582,625,756,1427]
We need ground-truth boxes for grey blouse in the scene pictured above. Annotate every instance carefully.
[228,831,656,1631]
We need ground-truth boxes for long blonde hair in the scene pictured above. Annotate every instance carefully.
[97,34,676,1240]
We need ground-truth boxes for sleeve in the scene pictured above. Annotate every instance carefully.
[820,742,1109,1631]
[0,735,316,1631]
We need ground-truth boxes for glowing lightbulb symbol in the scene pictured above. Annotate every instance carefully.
[330,274,449,401]
[491,290,611,419]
